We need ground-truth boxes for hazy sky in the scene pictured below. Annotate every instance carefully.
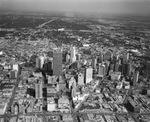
[0,0,150,15]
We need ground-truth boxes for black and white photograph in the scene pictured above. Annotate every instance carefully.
[0,0,150,122]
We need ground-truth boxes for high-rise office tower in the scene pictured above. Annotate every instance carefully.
[104,61,110,75]
[36,57,41,68]
[77,73,84,85]
[120,57,124,64]
[47,61,52,72]
[43,61,52,72]
[44,58,49,64]
[71,81,77,98]
[40,56,45,69]
[118,58,122,65]
[43,58,48,71]
[77,61,81,69]
[53,52,62,76]
[85,67,93,84]
[123,53,129,64]
[98,53,104,63]
[118,64,122,73]
[98,64,105,77]
[127,63,132,77]
[43,58,52,72]
[115,63,119,72]
[71,46,76,62]
[92,58,97,70]
[112,55,119,64]
[133,70,139,85]
[110,63,115,71]
[69,77,76,90]
[35,81,43,99]
[76,54,81,61]
[122,63,128,76]
[66,54,70,63]
[104,51,112,61]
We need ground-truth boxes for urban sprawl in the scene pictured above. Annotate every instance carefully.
[0,14,150,122]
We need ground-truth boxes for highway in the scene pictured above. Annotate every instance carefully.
[3,73,21,121]
[37,19,55,28]
[0,111,129,118]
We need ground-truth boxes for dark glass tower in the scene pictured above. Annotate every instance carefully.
[53,52,62,76]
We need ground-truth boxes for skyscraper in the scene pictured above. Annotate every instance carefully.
[71,81,77,98]
[118,64,122,73]
[71,46,76,62]
[110,63,115,71]
[92,58,97,70]
[133,70,139,85]
[66,54,70,63]
[122,63,128,76]
[127,63,132,77]
[76,53,81,61]
[47,61,52,72]
[98,64,105,77]
[98,53,103,63]
[112,55,119,64]
[35,81,43,99]
[104,61,110,75]
[53,52,62,76]
[123,53,129,64]
[77,72,84,85]
[104,51,112,61]
[36,57,41,68]
[85,67,93,84]
[43,60,52,72]
[40,56,45,69]
[115,62,119,72]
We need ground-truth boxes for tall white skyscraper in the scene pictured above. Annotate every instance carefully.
[78,73,84,85]
[71,46,76,62]
[40,56,45,69]
[133,71,139,85]
[85,67,93,84]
